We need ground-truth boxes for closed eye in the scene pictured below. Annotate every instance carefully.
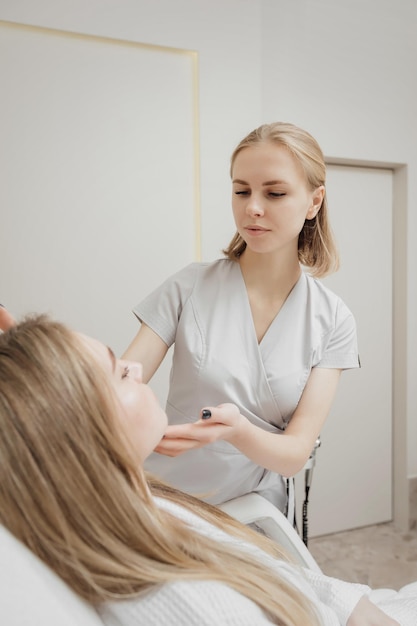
[121,366,130,380]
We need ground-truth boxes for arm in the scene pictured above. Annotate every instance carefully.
[122,265,199,381]
[122,323,169,383]
[347,596,400,626]
[156,367,341,477]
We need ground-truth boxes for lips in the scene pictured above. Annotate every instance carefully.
[245,225,269,233]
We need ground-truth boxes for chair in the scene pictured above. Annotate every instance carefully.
[218,438,323,571]
[0,524,103,626]
[300,436,321,546]
[282,436,322,546]
[218,492,321,572]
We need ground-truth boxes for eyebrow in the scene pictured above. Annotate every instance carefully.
[107,346,116,372]
[232,178,288,186]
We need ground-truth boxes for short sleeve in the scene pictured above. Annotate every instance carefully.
[133,263,200,347]
[316,300,360,370]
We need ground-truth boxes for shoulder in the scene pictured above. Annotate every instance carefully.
[303,272,343,304]
[163,258,234,287]
[186,258,237,280]
[153,496,194,520]
[166,259,240,301]
[303,272,355,323]
[302,275,359,367]
[153,497,230,542]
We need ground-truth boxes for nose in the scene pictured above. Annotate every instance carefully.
[128,362,143,383]
[246,195,264,217]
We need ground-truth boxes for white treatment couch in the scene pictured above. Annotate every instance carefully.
[0,523,103,626]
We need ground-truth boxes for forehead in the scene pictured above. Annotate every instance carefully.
[76,332,113,370]
[232,143,305,180]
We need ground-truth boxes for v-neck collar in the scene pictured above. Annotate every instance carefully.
[234,262,304,346]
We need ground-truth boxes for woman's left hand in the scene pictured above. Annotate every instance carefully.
[347,596,400,626]
[154,403,243,456]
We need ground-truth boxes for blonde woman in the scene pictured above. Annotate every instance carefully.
[0,317,412,625]
[123,122,360,515]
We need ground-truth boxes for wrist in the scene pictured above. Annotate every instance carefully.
[226,413,251,446]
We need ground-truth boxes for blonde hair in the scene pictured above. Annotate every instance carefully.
[0,316,320,626]
[224,122,339,277]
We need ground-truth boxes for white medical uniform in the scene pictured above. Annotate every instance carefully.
[134,259,360,510]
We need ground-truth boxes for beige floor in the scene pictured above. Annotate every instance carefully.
[308,481,417,590]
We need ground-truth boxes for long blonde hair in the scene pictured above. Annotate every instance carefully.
[0,316,320,625]
[224,121,339,277]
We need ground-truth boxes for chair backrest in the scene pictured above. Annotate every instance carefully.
[0,525,104,626]
[219,492,322,572]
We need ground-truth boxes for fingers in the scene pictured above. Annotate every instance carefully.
[155,404,243,458]
[163,424,198,439]
[154,437,199,457]
[199,403,241,426]
[155,420,231,456]
[0,305,16,332]
[164,422,226,443]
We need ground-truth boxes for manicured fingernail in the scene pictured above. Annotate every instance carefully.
[201,409,212,419]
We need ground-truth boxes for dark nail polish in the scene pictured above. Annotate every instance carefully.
[201,409,212,420]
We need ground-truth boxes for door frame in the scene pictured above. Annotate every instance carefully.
[325,156,409,531]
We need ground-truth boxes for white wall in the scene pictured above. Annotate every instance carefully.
[0,0,263,261]
[260,0,417,480]
[0,0,262,352]
[0,19,199,357]
[0,0,415,481]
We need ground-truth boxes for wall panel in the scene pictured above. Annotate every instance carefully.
[0,21,198,357]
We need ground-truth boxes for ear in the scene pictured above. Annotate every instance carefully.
[307,185,325,219]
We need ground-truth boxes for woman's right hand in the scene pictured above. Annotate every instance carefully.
[153,403,244,456]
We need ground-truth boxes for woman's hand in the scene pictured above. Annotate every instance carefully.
[154,403,244,456]
[0,305,16,332]
[155,368,344,475]
[347,596,400,626]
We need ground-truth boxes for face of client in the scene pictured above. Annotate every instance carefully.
[79,334,168,462]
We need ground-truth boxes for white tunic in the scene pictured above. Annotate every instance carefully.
[134,259,360,509]
[98,498,417,626]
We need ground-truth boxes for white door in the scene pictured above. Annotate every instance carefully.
[295,164,393,536]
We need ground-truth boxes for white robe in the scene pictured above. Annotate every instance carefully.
[134,259,360,508]
[98,497,417,626]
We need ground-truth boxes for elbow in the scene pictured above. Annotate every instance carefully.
[280,463,304,479]
[279,445,313,478]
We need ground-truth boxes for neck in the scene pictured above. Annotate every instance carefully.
[239,249,301,294]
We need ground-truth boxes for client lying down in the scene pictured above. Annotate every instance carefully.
[0,316,416,626]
